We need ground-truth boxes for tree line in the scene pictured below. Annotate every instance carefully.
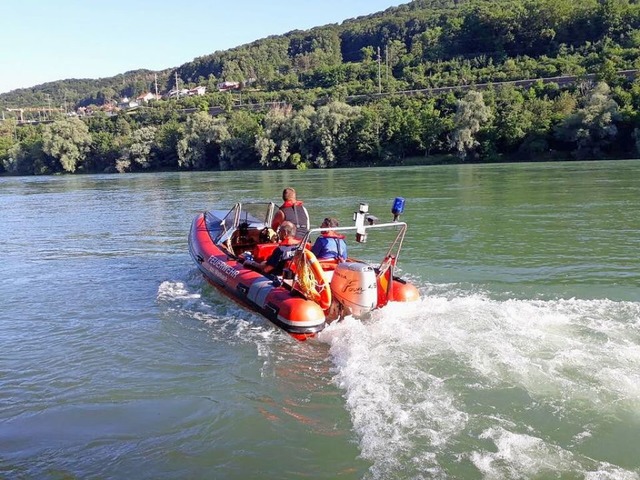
[1,0,640,174]
[2,75,638,175]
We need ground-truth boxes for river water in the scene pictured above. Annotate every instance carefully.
[1,161,639,479]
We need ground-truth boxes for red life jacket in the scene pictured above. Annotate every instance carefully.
[279,237,300,246]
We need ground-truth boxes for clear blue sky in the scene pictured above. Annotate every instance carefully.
[0,0,408,94]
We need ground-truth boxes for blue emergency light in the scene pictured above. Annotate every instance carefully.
[392,197,405,221]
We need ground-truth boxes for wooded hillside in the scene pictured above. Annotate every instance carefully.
[2,0,640,175]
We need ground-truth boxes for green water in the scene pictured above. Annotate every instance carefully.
[1,160,639,479]
[281,161,640,301]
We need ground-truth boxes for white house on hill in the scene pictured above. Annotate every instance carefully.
[136,92,160,103]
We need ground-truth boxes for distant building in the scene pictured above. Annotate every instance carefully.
[136,92,160,103]
[217,81,240,92]
[165,88,190,99]
[118,97,139,109]
[188,86,206,96]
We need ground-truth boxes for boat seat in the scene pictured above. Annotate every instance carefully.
[318,259,340,270]
[318,258,341,282]
[253,242,312,263]
[231,227,265,253]
[253,243,279,262]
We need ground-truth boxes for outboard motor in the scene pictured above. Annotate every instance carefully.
[330,262,378,316]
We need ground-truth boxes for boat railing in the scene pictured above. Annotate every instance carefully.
[213,202,276,246]
[228,202,276,229]
[299,221,407,267]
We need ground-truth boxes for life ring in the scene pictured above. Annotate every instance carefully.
[293,250,332,310]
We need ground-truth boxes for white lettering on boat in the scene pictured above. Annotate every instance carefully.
[340,279,377,294]
[207,256,240,280]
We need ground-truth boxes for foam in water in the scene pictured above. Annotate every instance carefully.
[471,426,639,480]
[320,293,640,479]
[162,276,640,478]
[157,280,278,344]
[157,280,201,301]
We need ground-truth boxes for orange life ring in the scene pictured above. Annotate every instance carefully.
[294,250,332,310]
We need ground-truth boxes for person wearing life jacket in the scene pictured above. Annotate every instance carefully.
[242,221,299,276]
[271,187,310,240]
[311,217,348,261]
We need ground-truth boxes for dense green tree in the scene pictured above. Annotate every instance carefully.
[350,105,383,163]
[418,99,448,156]
[0,136,12,173]
[516,92,557,158]
[153,120,183,170]
[378,99,423,159]
[450,90,493,159]
[177,111,230,169]
[4,124,48,175]
[222,110,261,169]
[490,85,533,152]
[556,81,620,158]
[121,126,158,171]
[114,115,132,137]
[255,105,301,168]
[86,130,120,173]
[307,101,360,167]
[42,118,92,173]
[5,141,37,175]
[0,120,17,173]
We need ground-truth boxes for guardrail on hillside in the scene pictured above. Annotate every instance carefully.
[344,70,638,102]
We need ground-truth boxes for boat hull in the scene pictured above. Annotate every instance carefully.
[189,213,326,340]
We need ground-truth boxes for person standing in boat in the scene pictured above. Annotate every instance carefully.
[271,187,309,240]
[311,217,348,261]
[243,221,299,276]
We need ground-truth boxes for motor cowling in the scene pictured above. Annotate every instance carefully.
[329,262,378,316]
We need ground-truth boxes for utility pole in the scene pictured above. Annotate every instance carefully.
[7,108,24,123]
[175,72,180,99]
[377,46,382,94]
[385,45,389,86]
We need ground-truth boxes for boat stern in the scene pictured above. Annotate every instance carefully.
[270,296,326,337]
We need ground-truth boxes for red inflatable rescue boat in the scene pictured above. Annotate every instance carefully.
[188,201,419,340]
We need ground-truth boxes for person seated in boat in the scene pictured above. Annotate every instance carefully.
[271,187,310,240]
[311,217,348,262]
[242,221,300,276]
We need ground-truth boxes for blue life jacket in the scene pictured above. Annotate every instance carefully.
[311,235,348,261]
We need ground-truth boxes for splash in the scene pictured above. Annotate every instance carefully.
[156,280,278,344]
[157,280,201,302]
[320,294,640,479]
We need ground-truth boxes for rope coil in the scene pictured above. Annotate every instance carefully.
[293,250,331,310]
